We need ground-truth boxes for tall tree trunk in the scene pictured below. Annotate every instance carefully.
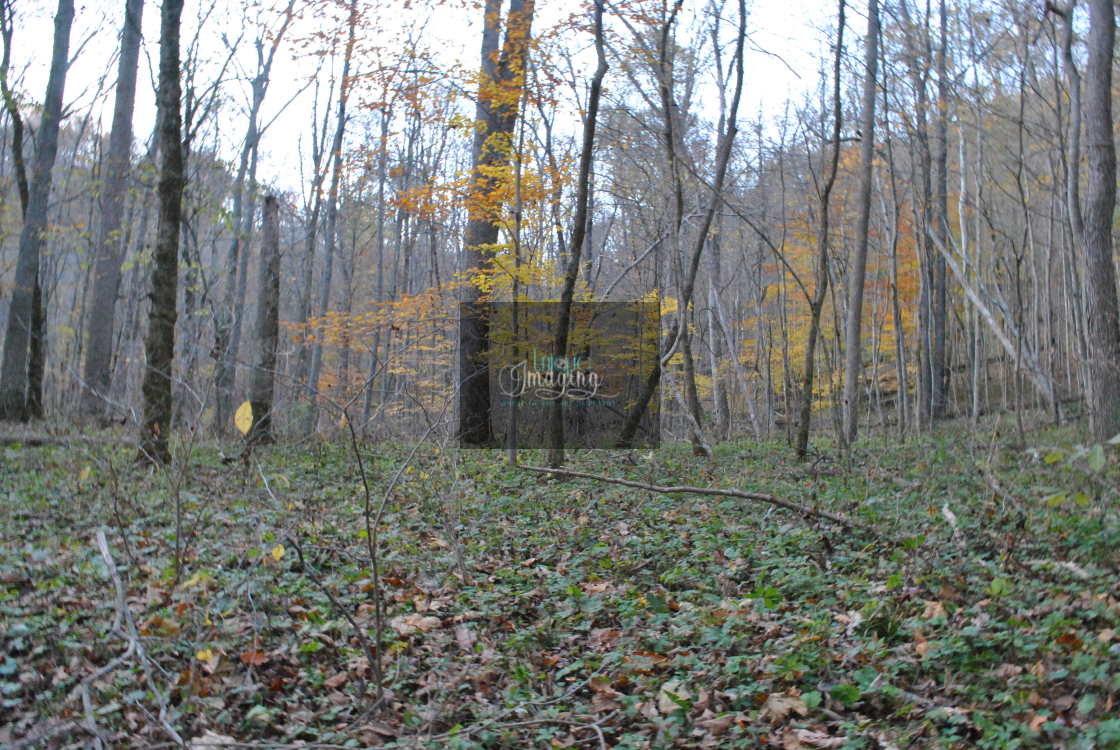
[930,0,950,419]
[794,0,845,460]
[459,0,536,445]
[547,0,606,468]
[0,0,73,421]
[1082,0,1120,440]
[841,0,878,445]
[138,0,185,464]
[81,0,145,420]
[249,194,280,444]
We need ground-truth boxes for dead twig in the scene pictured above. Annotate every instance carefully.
[517,463,883,537]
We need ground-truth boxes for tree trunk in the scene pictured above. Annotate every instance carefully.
[794,0,845,460]
[138,0,185,464]
[841,0,878,445]
[81,0,144,420]
[459,0,536,446]
[0,0,73,421]
[249,195,280,444]
[547,0,606,468]
[1082,0,1120,440]
[304,0,358,435]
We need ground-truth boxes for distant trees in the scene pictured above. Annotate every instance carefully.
[0,0,1115,451]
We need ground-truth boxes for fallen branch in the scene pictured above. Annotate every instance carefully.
[95,529,185,747]
[516,464,882,536]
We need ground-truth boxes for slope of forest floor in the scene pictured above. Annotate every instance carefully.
[1,422,1118,749]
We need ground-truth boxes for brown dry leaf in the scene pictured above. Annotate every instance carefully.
[991,663,1023,679]
[324,671,348,690]
[694,711,735,735]
[921,600,947,619]
[389,614,441,636]
[591,691,622,713]
[190,730,237,747]
[1097,628,1115,643]
[762,693,808,724]
[1028,713,1047,732]
[588,628,621,651]
[790,729,847,748]
[328,690,349,706]
[450,625,474,653]
[239,650,268,667]
[582,581,611,594]
[590,676,623,698]
[658,679,691,714]
[914,630,930,659]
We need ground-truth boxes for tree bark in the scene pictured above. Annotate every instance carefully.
[841,0,878,445]
[249,195,280,444]
[81,0,145,421]
[138,0,185,464]
[794,0,845,460]
[0,0,73,421]
[458,0,536,446]
[1082,0,1120,440]
[547,0,606,468]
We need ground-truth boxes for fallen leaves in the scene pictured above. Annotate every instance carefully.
[762,693,808,724]
[388,614,442,636]
[783,728,848,749]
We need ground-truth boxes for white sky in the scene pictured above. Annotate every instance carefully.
[6,0,835,194]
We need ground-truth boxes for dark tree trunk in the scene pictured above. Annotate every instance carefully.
[248,195,280,444]
[138,0,185,464]
[1083,0,1120,440]
[547,0,606,467]
[81,0,145,420]
[0,0,73,421]
[794,0,845,460]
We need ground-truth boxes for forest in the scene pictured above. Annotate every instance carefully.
[0,0,1119,747]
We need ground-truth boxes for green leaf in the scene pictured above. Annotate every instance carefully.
[802,690,822,709]
[1045,492,1067,507]
[988,577,1012,598]
[831,683,861,706]
[1044,450,1065,464]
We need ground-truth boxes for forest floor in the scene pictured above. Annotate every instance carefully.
[1,420,1118,749]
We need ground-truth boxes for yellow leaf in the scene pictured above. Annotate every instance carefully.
[339,413,349,429]
[234,400,253,436]
[78,466,91,482]
[196,648,213,661]
[271,544,285,562]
